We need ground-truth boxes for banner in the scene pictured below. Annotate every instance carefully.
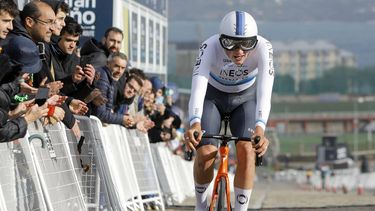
[67,0,113,39]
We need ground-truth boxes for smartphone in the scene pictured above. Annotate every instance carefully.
[155,96,164,105]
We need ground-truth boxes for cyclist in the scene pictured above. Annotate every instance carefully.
[185,10,274,211]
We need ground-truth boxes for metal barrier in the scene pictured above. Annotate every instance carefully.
[0,115,170,211]
[0,135,47,210]
[151,143,195,205]
[26,121,87,210]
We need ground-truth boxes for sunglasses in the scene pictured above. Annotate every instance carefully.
[219,35,258,51]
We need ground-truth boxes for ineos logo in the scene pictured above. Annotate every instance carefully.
[237,194,248,205]
[195,186,206,194]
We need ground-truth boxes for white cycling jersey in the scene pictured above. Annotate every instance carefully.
[188,34,274,130]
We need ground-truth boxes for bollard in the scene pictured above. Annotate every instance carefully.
[357,184,364,195]
[332,186,337,193]
[342,185,348,194]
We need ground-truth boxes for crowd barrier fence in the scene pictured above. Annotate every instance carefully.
[0,115,199,210]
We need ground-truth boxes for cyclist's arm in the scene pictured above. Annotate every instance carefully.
[255,38,275,131]
[188,42,211,127]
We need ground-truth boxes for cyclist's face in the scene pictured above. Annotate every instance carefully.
[225,48,250,65]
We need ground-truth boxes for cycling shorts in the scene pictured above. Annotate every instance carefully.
[197,83,256,149]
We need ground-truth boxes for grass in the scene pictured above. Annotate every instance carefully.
[277,133,374,155]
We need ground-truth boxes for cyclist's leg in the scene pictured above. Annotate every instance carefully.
[194,99,221,210]
[230,98,256,211]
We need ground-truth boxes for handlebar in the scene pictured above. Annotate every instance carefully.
[191,131,263,166]
[196,132,252,142]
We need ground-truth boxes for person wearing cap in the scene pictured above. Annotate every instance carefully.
[0,35,54,143]
[184,11,274,210]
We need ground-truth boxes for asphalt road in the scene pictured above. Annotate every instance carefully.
[165,180,375,210]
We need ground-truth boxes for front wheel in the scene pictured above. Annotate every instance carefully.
[216,177,227,211]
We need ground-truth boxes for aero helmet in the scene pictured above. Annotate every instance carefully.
[220,10,258,38]
[219,11,258,51]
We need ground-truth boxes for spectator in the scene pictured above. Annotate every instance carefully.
[0,0,18,43]
[0,0,19,81]
[0,35,63,143]
[40,0,70,37]
[115,74,154,133]
[150,76,165,104]
[50,16,94,107]
[12,0,55,43]
[114,74,142,115]
[91,52,133,127]
[80,27,123,68]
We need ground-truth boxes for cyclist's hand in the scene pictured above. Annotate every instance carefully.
[184,122,202,151]
[251,126,269,157]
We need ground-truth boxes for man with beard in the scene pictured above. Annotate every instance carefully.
[91,52,134,127]
[80,27,123,69]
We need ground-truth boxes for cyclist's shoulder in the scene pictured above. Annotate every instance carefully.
[256,35,272,46]
[200,34,220,47]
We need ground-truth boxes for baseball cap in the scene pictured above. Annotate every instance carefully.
[5,36,42,73]
[150,76,164,92]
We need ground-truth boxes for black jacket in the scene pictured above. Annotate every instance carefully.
[0,80,27,143]
[50,43,94,100]
[0,107,28,143]
[80,38,109,69]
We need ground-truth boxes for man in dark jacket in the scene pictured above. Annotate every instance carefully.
[0,0,19,81]
[1,35,51,143]
[4,1,77,130]
[80,27,123,68]
[91,52,133,127]
[50,16,95,99]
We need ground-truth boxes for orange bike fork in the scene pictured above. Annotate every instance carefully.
[209,145,231,211]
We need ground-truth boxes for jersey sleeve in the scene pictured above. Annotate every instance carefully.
[188,42,212,126]
[255,39,275,130]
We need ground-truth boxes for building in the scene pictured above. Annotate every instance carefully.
[273,40,357,92]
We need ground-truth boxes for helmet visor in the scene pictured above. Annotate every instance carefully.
[219,35,258,51]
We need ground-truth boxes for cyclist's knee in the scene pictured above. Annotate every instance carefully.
[236,141,255,165]
[195,145,217,169]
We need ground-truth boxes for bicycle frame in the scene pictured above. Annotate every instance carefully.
[197,115,259,210]
[209,116,232,211]
[209,138,231,211]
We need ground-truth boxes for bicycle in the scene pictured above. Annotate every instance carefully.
[193,115,262,211]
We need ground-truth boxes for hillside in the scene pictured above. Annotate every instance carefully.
[169,0,375,22]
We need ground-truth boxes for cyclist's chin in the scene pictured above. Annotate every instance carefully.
[231,57,246,65]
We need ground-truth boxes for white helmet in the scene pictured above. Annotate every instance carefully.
[219,10,258,39]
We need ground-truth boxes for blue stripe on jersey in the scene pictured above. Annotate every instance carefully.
[256,119,266,126]
[209,72,256,86]
[236,11,245,36]
[189,116,201,123]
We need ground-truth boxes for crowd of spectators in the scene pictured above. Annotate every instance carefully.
[0,0,186,159]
